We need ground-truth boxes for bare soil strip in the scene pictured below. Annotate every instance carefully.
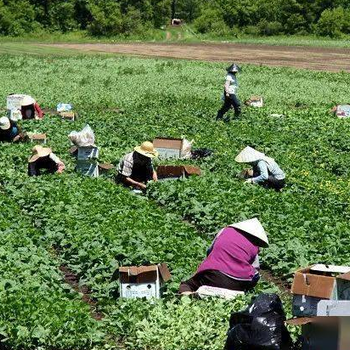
[59,265,104,320]
[44,42,350,72]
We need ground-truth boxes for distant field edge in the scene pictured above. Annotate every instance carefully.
[39,42,350,73]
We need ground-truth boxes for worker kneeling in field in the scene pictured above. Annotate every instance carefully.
[236,146,286,191]
[0,116,23,142]
[179,218,268,295]
[20,95,44,120]
[28,146,65,176]
[117,141,158,191]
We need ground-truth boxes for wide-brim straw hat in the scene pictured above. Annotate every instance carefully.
[21,95,36,107]
[229,218,269,247]
[0,116,11,130]
[235,146,265,163]
[29,145,52,163]
[134,141,159,159]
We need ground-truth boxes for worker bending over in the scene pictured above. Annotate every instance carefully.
[117,141,158,191]
[235,146,285,191]
[179,218,268,295]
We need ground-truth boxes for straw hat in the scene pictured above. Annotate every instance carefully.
[21,96,36,107]
[134,141,158,159]
[235,146,265,163]
[29,145,52,163]
[229,218,269,247]
[0,116,11,130]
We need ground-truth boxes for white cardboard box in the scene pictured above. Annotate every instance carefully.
[153,138,183,159]
[76,162,99,177]
[7,109,22,121]
[77,146,99,161]
[317,300,350,316]
[6,94,26,110]
[197,285,244,300]
[119,264,171,299]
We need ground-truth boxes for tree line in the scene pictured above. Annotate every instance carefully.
[0,0,349,37]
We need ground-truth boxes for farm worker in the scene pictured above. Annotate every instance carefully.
[179,218,268,295]
[117,141,158,191]
[235,146,286,191]
[21,96,44,120]
[0,116,22,142]
[28,145,65,176]
[216,63,241,122]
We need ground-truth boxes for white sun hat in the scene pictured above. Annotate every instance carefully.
[229,218,269,247]
[0,116,11,130]
[235,146,265,163]
[21,95,36,107]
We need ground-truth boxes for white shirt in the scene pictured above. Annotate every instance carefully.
[225,73,239,95]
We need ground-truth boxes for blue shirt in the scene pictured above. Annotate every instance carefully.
[252,159,285,183]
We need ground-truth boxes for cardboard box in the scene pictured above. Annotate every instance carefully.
[291,264,350,317]
[119,263,171,299]
[7,109,22,121]
[196,285,244,300]
[76,161,99,177]
[77,146,99,161]
[287,317,350,350]
[98,163,115,174]
[335,105,350,118]
[153,137,183,159]
[317,300,350,316]
[59,111,76,121]
[157,165,201,180]
[246,96,264,108]
[28,133,47,144]
[6,94,26,110]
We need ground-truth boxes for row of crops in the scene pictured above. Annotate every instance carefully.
[0,53,349,349]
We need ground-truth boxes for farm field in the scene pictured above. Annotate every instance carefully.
[0,52,350,349]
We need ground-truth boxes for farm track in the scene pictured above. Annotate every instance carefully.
[44,42,350,72]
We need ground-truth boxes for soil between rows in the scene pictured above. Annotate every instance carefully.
[43,42,350,72]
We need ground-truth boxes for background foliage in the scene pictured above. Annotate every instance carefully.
[0,0,350,37]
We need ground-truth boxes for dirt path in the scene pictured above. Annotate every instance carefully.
[44,42,350,72]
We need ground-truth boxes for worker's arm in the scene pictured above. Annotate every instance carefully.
[152,170,158,182]
[124,177,146,190]
[250,160,269,184]
[50,153,65,174]
[34,103,44,119]
[224,80,231,96]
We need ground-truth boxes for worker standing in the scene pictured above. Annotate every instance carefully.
[216,63,241,122]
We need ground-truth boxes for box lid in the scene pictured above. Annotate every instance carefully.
[29,133,46,140]
[183,165,201,176]
[119,264,171,283]
[153,137,183,150]
[286,317,340,326]
[291,266,336,299]
[311,265,350,275]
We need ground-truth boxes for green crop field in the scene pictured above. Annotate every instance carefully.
[0,52,350,349]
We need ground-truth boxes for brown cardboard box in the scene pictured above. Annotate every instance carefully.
[291,265,350,317]
[286,317,350,350]
[153,137,183,159]
[119,263,171,299]
[59,111,76,121]
[28,133,47,144]
[157,165,201,179]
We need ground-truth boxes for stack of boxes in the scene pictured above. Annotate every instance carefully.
[288,264,350,349]
[76,146,99,177]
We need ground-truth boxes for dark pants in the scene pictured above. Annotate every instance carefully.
[216,94,241,121]
[178,270,259,293]
[263,177,286,191]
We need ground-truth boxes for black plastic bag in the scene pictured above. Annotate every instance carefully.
[225,293,292,350]
[191,148,214,159]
